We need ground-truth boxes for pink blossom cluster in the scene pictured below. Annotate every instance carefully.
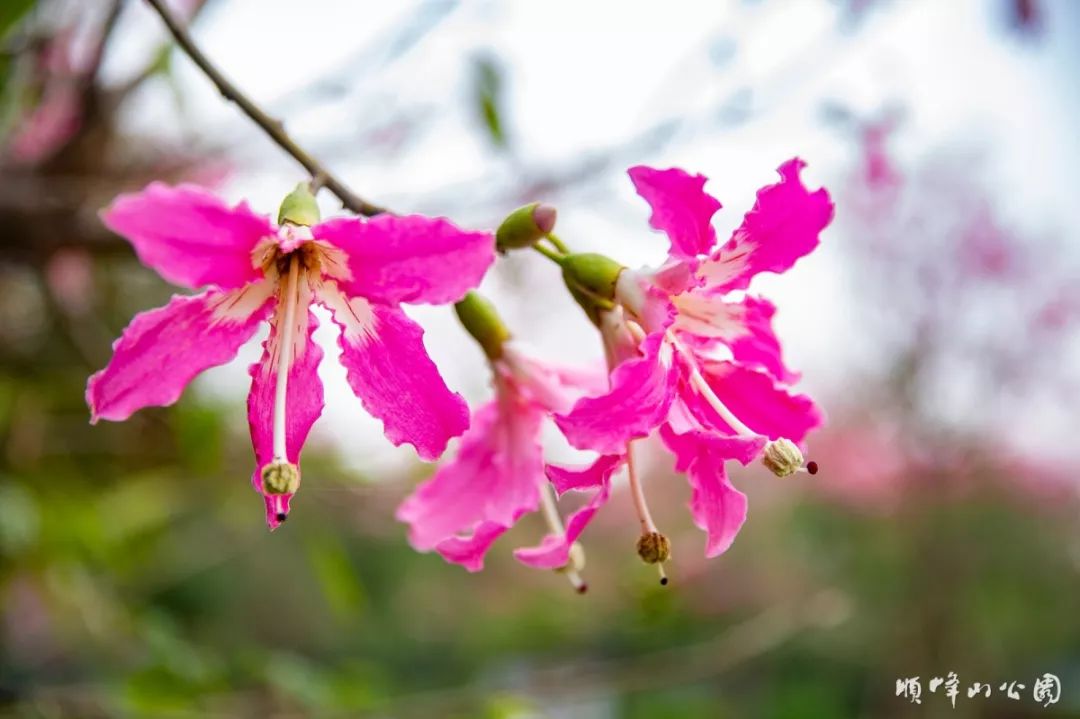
[798,113,1080,516]
[88,159,832,589]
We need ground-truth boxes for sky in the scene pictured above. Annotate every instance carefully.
[97,0,1080,476]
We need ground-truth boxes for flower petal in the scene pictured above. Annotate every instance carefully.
[311,215,494,305]
[673,294,796,382]
[698,158,833,292]
[499,343,605,414]
[660,423,765,469]
[396,396,545,554]
[688,360,823,444]
[659,425,759,557]
[646,259,704,296]
[546,453,626,495]
[555,333,678,454]
[247,296,325,530]
[102,183,275,290]
[513,455,623,570]
[86,282,274,423]
[432,521,512,573]
[320,283,469,460]
[628,166,721,260]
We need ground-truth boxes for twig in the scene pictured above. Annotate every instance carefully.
[86,0,125,91]
[107,0,210,106]
[142,0,388,217]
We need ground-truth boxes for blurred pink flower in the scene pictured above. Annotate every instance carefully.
[1008,0,1043,36]
[838,113,1080,452]
[809,420,908,513]
[556,160,832,558]
[44,248,95,315]
[1035,288,1080,332]
[865,128,900,191]
[7,86,83,165]
[87,183,494,528]
[397,341,608,589]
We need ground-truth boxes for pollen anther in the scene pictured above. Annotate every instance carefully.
[262,461,300,495]
[762,438,805,477]
[636,531,672,564]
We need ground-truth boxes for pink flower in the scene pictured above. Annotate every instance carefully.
[396,321,603,589]
[87,183,494,528]
[7,86,82,165]
[513,454,623,572]
[555,159,832,560]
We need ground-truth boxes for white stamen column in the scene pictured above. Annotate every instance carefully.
[272,255,301,462]
[669,331,755,436]
[538,483,587,593]
[669,331,814,476]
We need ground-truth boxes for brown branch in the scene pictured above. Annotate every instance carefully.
[142,0,388,217]
[85,0,125,91]
[108,0,211,106]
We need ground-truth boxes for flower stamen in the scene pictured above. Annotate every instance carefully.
[273,254,301,462]
[626,442,658,535]
[762,438,819,477]
[670,332,756,437]
[627,444,671,586]
[669,331,816,478]
[539,483,588,594]
[636,529,672,586]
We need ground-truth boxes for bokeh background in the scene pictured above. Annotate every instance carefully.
[2,0,1080,716]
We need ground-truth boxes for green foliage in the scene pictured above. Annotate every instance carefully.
[473,56,507,149]
[0,0,35,41]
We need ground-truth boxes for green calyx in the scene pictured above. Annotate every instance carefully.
[496,203,558,252]
[560,252,625,326]
[277,182,321,227]
[454,291,511,360]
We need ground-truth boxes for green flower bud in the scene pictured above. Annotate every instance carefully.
[561,252,624,325]
[277,182,321,227]
[454,291,511,360]
[496,203,557,251]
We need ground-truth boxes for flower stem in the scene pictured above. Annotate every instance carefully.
[532,242,566,265]
[272,256,301,461]
[544,233,569,254]
[142,0,387,217]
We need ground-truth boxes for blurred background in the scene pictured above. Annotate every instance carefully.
[2,0,1080,716]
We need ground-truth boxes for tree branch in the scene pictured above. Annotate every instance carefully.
[85,0,125,91]
[142,0,388,217]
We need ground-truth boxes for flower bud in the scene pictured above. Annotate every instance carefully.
[277,183,321,227]
[262,461,300,495]
[561,252,624,325]
[454,291,511,360]
[496,203,557,251]
[636,531,671,564]
[761,438,804,477]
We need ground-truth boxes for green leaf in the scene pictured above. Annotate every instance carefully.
[0,0,36,41]
[305,533,366,620]
[473,56,507,149]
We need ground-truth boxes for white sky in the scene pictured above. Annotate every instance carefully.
[100,0,1080,476]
